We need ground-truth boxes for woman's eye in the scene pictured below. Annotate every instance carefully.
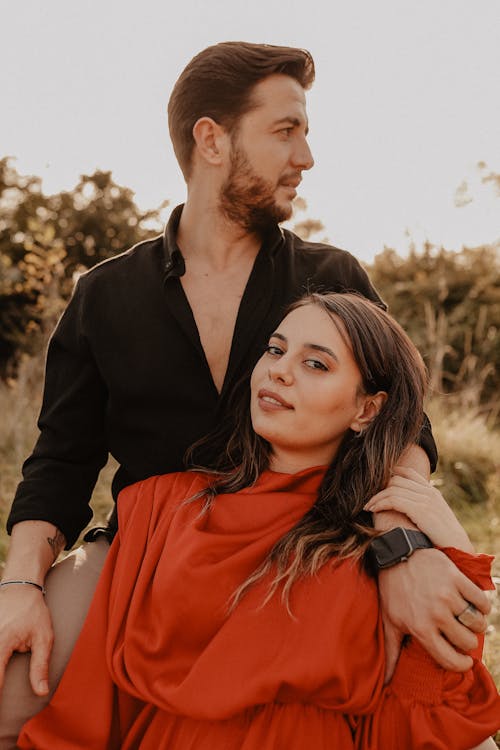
[304,359,328,371]
[265,344,284,357]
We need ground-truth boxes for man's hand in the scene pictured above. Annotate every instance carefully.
[0,585,53,696]
[364,467,474,552]
[378,548,490,682]
[0,519,66,696]
[369,444,490,681]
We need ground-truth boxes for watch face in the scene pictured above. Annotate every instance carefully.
[371,528,412,568]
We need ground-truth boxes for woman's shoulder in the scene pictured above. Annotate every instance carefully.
[117,471,212,527]
[121,470,210,497]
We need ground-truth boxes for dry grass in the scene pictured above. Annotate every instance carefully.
[428,397,500,746]
[0,353,115,562]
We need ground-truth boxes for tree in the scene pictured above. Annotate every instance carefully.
[0,158,167,374]
[368,242,500,416]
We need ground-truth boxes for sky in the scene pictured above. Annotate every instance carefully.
[1,0,499,262]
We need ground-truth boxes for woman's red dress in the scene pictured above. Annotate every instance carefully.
[18,467,500,748]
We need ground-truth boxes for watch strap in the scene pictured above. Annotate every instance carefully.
[400,528,433,553]
[369,527,433,569]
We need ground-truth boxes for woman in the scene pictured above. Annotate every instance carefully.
[17,293,500,749]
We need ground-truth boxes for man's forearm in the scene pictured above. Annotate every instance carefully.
[2,521,67,584]
[398,444,431,480]
[373,444,431,532]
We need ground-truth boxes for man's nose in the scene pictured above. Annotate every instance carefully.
[292,137,314,171]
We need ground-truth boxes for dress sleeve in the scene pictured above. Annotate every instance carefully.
[356,550,500,749]
[7,278,109,547]
[438,547,496,590]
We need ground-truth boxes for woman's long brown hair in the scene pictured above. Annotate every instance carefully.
[187,292,428,608]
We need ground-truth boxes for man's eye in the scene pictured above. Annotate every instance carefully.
[265,345,284,356]
[279,128,293,137]
[305,359,328,371]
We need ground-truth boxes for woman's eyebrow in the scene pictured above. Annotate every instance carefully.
[271,333,339,363]
[306,344,339,363]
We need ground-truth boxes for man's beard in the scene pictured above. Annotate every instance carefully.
[219,144,293,233]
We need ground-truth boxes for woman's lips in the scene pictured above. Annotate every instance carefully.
[257,389,294,410]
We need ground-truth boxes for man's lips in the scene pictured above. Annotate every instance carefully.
[257,389,294,410]
[279,177,301,189]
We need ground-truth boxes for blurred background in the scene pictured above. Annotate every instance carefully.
[0,0,499,731]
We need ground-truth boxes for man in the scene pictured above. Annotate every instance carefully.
[0,42,489,745]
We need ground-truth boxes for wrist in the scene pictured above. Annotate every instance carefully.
[2,557,49,585]
[438,534,475,554]
[369,527,433,570]
[415,525,474,553]
[0,580,46,595]
[6,520,65,579]
[372,509,418,532]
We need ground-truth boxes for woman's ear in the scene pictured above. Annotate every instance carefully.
[192,117,228,167]
[350,391,387,434]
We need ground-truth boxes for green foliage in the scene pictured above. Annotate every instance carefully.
[0,157,167,373]
[368,242,500,418]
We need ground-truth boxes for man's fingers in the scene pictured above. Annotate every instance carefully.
[0,587,55,696]
[421,632,474,672]
[454,601,488,634]
[441,616,480,653]
[0,655,8,692]
[0,635,25,691]
[377,549,492,672]
[28,633,53,696]
[382,619,404,684]
[459,577,492,616]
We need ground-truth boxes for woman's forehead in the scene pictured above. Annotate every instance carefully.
[275,304,352,351]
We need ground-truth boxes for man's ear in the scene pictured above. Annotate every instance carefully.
[192,117,228,167]
[350,391,387,433]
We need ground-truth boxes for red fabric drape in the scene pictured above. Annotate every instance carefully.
[19,468,500,749]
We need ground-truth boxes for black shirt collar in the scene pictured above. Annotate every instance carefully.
[162,204,185,278]
[162,204,285,280]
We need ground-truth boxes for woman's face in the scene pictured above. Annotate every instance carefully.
[250,303,373,473]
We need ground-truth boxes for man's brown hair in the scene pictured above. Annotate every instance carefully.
[167,41,315,179]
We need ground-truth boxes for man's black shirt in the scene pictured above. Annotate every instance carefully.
[7,205,437,547]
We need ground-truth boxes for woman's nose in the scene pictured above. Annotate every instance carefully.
[268,362,293,385]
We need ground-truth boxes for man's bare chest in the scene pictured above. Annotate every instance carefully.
[180,270,250,393]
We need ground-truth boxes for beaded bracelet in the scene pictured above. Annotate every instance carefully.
[0,580,46,595]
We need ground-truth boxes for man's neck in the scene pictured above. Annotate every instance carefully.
[176,197,262,272]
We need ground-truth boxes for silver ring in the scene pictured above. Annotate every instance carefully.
[456,603,480,628]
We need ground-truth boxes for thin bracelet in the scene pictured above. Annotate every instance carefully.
[0,580,46,595]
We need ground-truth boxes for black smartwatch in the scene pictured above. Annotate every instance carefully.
[369,527,433,570]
